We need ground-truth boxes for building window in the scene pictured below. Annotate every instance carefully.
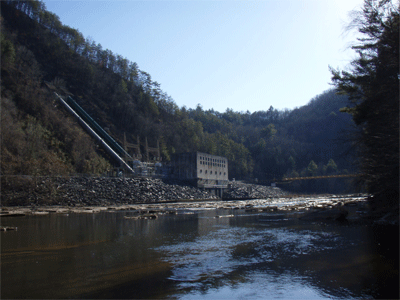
[200,170,202,173]
[220,172,221,175]
[205,170,207,174]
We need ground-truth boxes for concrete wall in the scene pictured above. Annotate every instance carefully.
[171,152,197,180]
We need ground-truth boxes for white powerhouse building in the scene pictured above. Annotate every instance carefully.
[171,152,229,189]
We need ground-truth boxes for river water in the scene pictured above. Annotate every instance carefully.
[1,198,398,299]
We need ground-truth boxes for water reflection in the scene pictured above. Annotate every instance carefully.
[154,216,357,299]
[179,271,336,300]
[1,206,398,299]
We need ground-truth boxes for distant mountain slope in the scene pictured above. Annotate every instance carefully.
[282,89,355,168]
[286,89,353,141]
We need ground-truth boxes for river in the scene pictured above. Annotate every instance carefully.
[1,197,398,299]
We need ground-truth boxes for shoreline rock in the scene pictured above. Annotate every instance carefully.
[1,176,288,207]
[1,176,221,206]
[1,187,396,226]
[223,181,288,199]
[0,193,368,219]
[5,176,390,224]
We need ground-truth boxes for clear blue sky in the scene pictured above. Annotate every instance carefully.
[44,0,364,113]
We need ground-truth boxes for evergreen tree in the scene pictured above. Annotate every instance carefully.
[331,0,399,214]
[326,159,338,174]
[307,160,318,176]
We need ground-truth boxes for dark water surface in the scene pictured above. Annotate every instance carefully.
[1,202,398,299]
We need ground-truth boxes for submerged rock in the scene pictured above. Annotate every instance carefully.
[299,208,348,221]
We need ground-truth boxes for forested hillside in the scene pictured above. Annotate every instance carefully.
[1,1,356,192]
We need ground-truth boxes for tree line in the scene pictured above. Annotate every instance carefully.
[331,0,399,215]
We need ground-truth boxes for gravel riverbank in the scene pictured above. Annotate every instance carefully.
[1,176,288,207]
[4,176,390,225]
[1,175,396,226]
[223,181,288,199]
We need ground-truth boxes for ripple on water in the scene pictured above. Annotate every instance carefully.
[178,271,341,300]
[154,226,342,286]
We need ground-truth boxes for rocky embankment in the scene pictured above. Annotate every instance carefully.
[56,177,223,205]
[1,176,396,225]
[1,176,288,206]
[223,181,289,199]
